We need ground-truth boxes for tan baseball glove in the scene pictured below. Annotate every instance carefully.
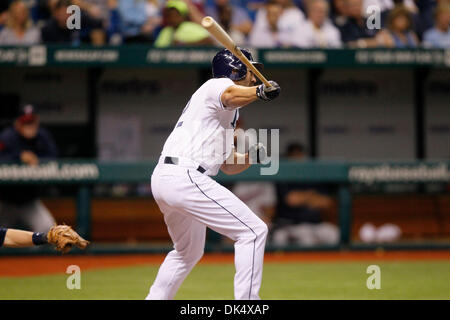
[47,225,90,254]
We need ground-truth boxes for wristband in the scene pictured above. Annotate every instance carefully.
[0,228,6,247]
[32,232,48,245]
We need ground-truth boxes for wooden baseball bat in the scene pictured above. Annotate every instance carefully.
[201,16,272,88]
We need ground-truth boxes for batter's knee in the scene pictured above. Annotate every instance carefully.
[240,221,268,243]
[254,222,268,240]
[191,247,204,264]
[180,246,204,265]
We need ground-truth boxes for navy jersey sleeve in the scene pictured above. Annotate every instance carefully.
[0,227,7,247]
[37,128,59,159]
[0,128,20,161]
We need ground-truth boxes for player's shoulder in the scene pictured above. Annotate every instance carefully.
[0,126,18,141]
[201,77,235,90]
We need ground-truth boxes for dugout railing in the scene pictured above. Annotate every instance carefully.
[0,160,449,255]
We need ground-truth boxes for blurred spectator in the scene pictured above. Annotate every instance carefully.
[275,0,306,22]
[233,182,276,225]
[256,0,304,25]
[185,0,206,14]
[41,0,81,44]
[331,0,348,26]
[72,0,110,23]
[0,105,58,233]
[338,0,379,47]
[362,0,394,13]
[296,0,342,48]
[363,1,426,36]
[32,0,54,25]
[271,143,339,247]
[247,0,271,13]
[182,0,206,24]
[375,5,419,47]
[423,3,450,48]
[205,0,253,45]
[118,0,161,44]
[0,0,41,45]
[0,1,12,31]
[361,0,393,28]
[146,0,163,22]
[414,0,438,39]
[362,0,419,14]
[250,0,305,47]
[249,0,303,47]
[154,0,212,47]
[72,0,117,43]
[43,0,106,45]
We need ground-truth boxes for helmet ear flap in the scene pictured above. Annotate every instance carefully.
[230,69,240,78]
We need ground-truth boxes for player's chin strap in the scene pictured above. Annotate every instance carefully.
[164,156,206,174]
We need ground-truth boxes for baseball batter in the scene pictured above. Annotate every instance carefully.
[147,48,280,300]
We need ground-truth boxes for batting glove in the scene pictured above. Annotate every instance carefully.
[248,142,267,164]
[256,81,281,101]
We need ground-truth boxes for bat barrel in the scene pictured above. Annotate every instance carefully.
[201,16,214,28]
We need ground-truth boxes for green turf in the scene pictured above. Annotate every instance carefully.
[0,261,449,300]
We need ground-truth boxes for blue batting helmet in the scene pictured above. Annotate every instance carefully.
[212,48,263,81]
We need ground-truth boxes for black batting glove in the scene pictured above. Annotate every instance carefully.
[256,81,281,101]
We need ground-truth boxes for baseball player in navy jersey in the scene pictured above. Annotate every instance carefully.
[147,48,281,300]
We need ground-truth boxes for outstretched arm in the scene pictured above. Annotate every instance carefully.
[220,85,259,110]
[0,226,89,253]
[221,81,281,110]
[2,228,34,247]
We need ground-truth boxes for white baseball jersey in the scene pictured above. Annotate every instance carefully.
[148,77,268,300]
[161,78,239,176]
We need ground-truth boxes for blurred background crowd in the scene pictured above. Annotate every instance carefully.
[0,0,449,48]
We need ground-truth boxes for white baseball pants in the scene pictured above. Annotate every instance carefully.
[146,162,268,300]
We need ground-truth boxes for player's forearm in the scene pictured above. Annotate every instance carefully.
[3,229,34,247]
[221,151,251,175]
[221,85,258,110]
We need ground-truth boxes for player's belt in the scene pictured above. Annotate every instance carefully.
[164,156,206,174]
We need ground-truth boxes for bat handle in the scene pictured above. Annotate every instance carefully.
[262,79,272,88]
